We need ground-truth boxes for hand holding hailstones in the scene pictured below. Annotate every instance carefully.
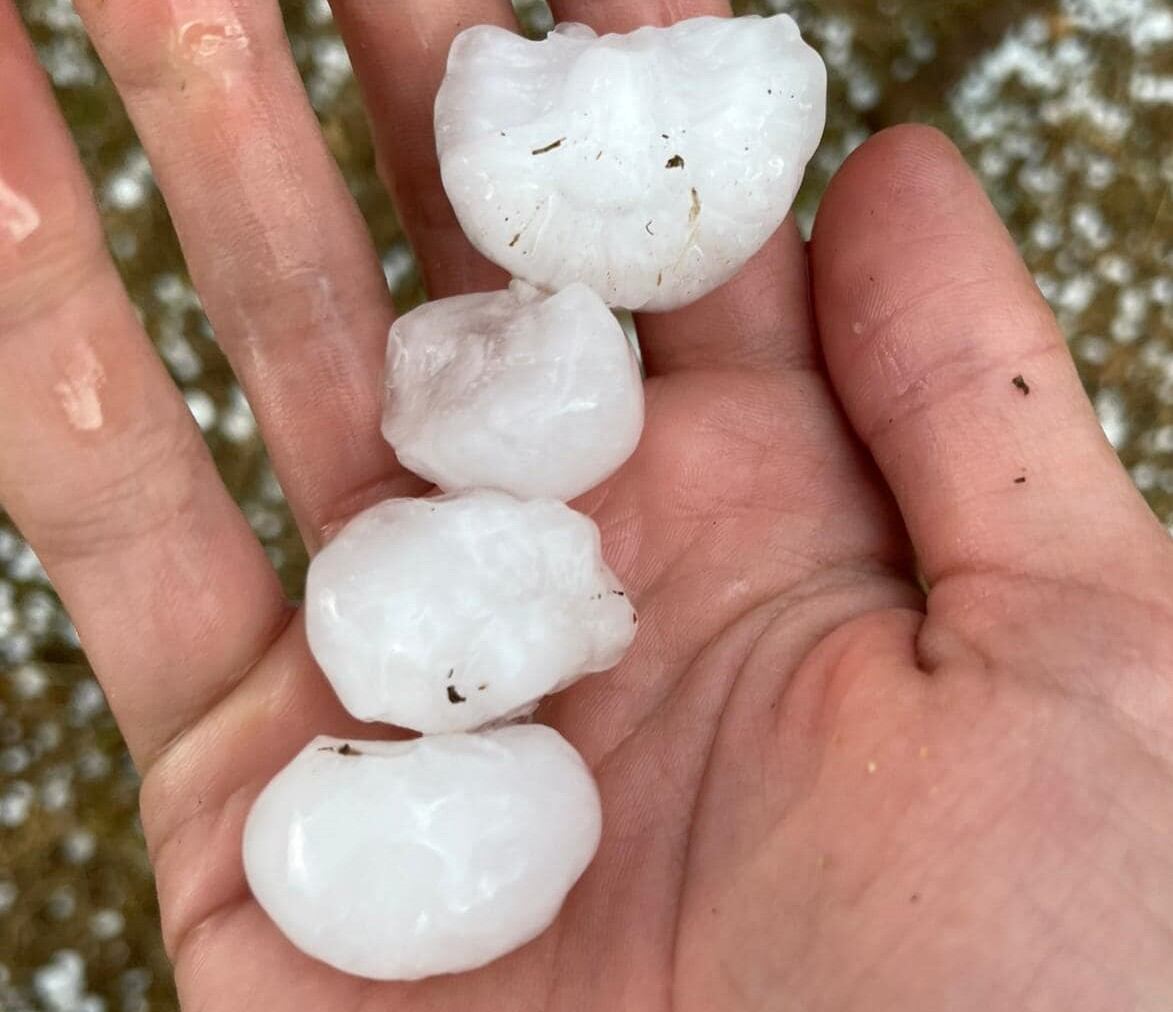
[243,15,826,982]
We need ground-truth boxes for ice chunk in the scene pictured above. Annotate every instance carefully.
[306,490,636,733]
[435,15,826,311]
[243,726,602,980]
[383,281,643,501]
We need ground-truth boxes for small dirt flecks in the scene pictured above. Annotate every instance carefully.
[1012,374,1030,395]
[447,685,466,704]
[611,590,626,597]
[596,150,603,160]
[531,137,565,155]
[320,743,361,756]
[1014,476,1027,484]
[645,220,654,236]
[447,668,454,679]
[689,187,701,224]
[661,133,669,139]
[656,271,663,286]
[477,684,488,692]
[508,233,521,248]
[666,154,685,169]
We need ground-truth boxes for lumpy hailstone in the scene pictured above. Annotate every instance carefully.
[435,15,826,311]
[306,490,636,734]
[243,726,602,980]
[383,280,643,501]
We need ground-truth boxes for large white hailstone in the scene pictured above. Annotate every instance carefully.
[243,726,602,980]
[306,490,636,733]
[435,15,826,312]
[382,280,643,501]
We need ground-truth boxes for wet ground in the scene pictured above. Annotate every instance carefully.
[1,0,1170,1007]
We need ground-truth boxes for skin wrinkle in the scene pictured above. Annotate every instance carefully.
[198,118,350,374]
[230,268,336,374]
[996,739,1165,997]
[154,776,258,957]
[790,688,1094,1008]
[668,571,924,986]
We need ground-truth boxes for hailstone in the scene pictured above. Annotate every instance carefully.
[435,15,827,311]
[243,726,602,980]
[306,490,636,734]
[382,280,643,501]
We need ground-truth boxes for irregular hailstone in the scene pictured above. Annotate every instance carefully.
[243,726,602,980]
[435,15,826,312]
[306,490,636,734]
[383,280,643,501]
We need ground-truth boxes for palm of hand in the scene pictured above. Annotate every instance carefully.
[150,329,1173,1012]
[2,2,1171,1011]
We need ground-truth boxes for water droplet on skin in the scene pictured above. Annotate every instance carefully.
[177,19,250,62]
[0,177,40,244]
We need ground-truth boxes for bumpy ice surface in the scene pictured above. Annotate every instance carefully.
[436,15,826,311]
[382,281,643,501]
[243,726,603,980]
[306,490,636,733]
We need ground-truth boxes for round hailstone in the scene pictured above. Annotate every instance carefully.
[383,280,643,501]
[435,15,826,312]
[306,490,636,734]
[243,726,602,981]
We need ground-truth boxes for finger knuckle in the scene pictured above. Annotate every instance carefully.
[0,196,107,330]
[27,408,206,564]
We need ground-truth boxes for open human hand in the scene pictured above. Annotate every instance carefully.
[2,1,1171,1009]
